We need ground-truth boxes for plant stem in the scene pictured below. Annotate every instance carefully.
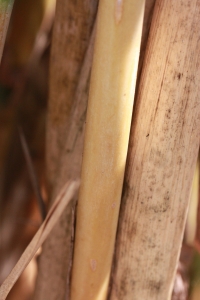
[109,0,200,299]
[70,1,145,299]
[33,1,98,299]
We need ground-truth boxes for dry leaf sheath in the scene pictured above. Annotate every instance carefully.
[33,1,98,299]
[46,0,98,189]
[109,0,200,299]
[70,0,145,299]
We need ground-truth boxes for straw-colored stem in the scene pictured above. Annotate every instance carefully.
[109,0,200,299]
[46,0,98,190]
[70,1,145,299]
[35,0,154,297]
[186,159,199,246]
[33,1,98,299]
[0,0,14,62]
[195,155,200,251]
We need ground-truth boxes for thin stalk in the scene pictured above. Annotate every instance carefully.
[18,126,46,221]
[0,0,14,62]
[70,1,145,299]
[185,158,199,246]
[195,155,200,251]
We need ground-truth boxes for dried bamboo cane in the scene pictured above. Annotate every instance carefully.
[70,1,145,299]
[0,0,14,62]
[33,26,96,300]
[195,155,200,251]
[186,159,199,246]
[33,1,98,299]
[46,0,98,190]
[138,0,156,78]
[109,0,200,299]
[35,1,155,298]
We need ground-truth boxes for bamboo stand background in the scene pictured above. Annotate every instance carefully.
[0,0,199,299]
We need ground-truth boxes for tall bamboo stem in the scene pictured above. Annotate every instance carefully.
[46,0,98,190]
[33,1,98,299]
[109,0,200,299]
[195,155,200,251]
[70,1,145,299]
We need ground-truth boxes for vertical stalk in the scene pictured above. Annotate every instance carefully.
[46,0,98,190]
[195,155,200,251]
[0,0,14,62]
[70,1,145,299]
[109,0,200,299]
[186,159,199,246]
[33,1,98,299]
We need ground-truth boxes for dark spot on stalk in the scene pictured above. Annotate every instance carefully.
[177,72,183,80]
[147,279,163,293]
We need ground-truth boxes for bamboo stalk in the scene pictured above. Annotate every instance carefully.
[35,0,154,297]
[46,0,98,190]
[0,0,14,62]
[33,1,98,299]
[109,0,200,299]
[137,0,156,78]
[195,155,200,251]
[33,26,96,300]
[70,1,145,299]
[186,159,199,246]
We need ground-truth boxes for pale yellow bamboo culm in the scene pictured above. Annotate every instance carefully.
[70,0,145,299]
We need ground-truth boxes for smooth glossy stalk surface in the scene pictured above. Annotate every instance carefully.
[70,0,145,299]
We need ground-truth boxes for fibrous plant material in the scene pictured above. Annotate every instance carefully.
[33,1,98,299]
[137,0,156,78]
[195,156,200,251]
[109,0,200,299]
[0,0,14,62]
[46,0,98,190]
[35,0,157,298]
[33,25,96,300]
[186,158,199,246]
[70,0,145,299]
